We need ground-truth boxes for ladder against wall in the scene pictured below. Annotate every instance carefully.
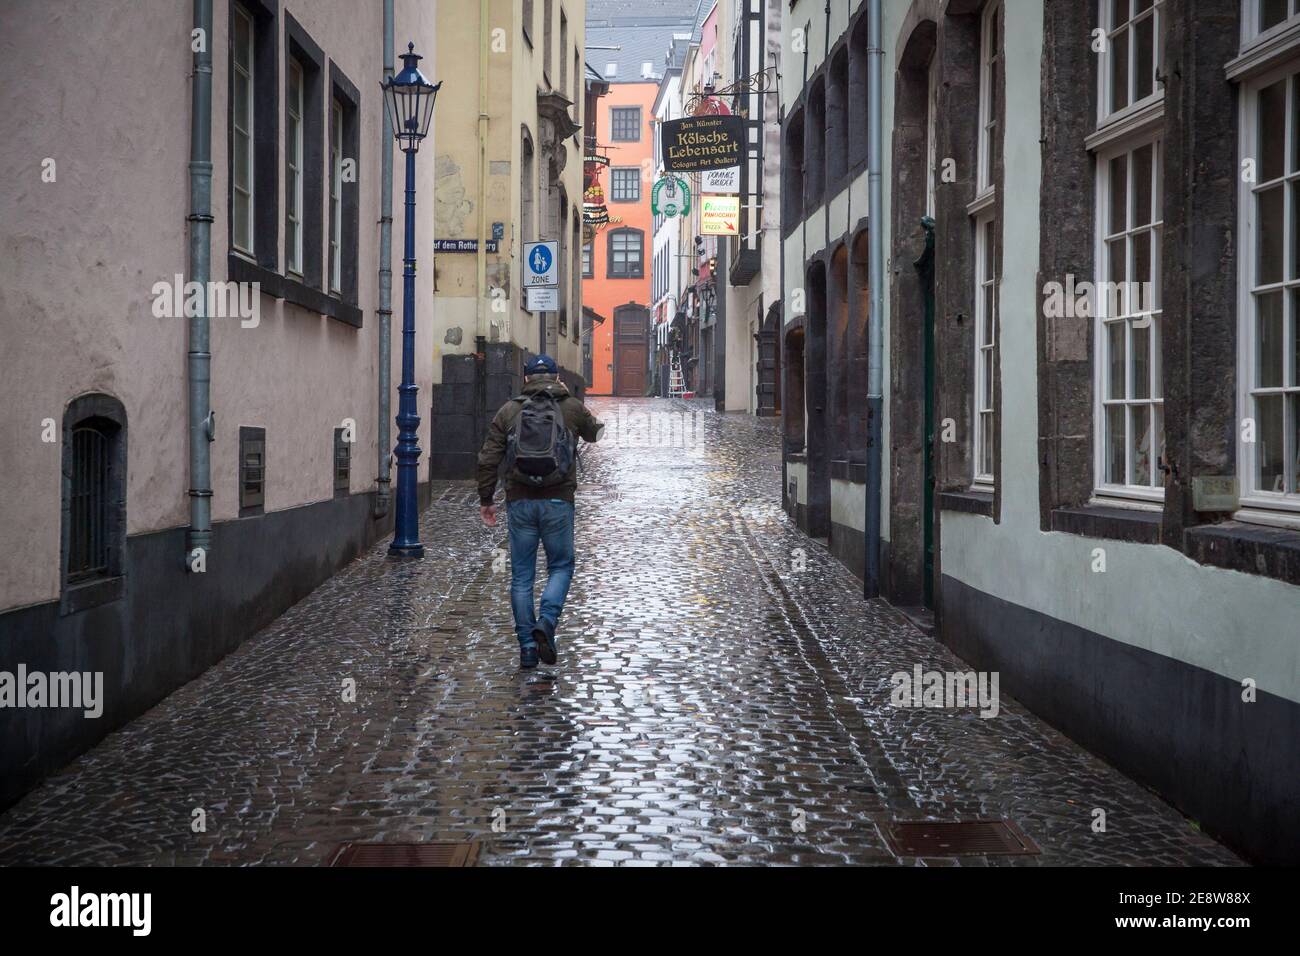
[668,353,686,398]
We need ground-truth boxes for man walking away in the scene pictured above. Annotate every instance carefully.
[477,355,604,669]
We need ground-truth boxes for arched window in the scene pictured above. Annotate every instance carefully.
[848,13,870,166]
[61,394,127,614]
[783,108,805,231]
[520,126,535,246]
[784,325,806,452]
[827,48,850,186]
[805,77,826,208]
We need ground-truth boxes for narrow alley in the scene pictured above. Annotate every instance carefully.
[0,400,1237,867]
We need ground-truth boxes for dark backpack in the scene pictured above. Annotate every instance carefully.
[503,392,574,487]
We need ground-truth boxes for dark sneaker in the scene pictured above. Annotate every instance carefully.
[532,622,557,665]
[519,644,538,669]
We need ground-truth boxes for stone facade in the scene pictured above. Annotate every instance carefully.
[0,0,440,808]
[780,0,1300,864]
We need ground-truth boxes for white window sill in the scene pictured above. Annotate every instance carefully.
[1227,20,1300,82]
[1086,97,1165,153]
[1088,492,1163,511]
[966,189,995,218]
[1235,500,1300,530]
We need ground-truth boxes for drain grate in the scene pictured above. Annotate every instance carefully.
[329,842,480,867]
[883,820,1039,856]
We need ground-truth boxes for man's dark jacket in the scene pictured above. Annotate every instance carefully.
[476,378,603,505]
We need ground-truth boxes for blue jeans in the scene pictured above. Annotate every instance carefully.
[507,498,575,648]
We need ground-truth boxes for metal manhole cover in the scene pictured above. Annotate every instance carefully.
[329,842,480,867]
[883,820,1039,856]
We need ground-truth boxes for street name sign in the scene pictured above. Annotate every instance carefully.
[434,239,499,253]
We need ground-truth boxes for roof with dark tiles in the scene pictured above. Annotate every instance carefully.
[585,0,711,83]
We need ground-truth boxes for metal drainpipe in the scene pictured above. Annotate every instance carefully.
[714,243,727,412]
[864,0,885,599]
[375,0,395,518]
[475,0,489,433]
[186,0,215,565]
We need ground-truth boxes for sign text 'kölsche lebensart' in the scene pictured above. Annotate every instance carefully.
[660,115,745,173]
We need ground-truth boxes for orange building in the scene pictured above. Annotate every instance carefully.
[583,81,657,396]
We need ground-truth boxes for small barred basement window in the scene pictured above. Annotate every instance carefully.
[240,426,266,513]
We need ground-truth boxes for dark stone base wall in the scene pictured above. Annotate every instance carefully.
[783,463,866,583]
[829,520,865,581]
[429,343,586,480]
[0,482,430,811]
[940,574,1300,866]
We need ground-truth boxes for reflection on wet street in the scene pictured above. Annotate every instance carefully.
[0,399,1238,865]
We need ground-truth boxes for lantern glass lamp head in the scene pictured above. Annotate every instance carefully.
[383,42,440,152]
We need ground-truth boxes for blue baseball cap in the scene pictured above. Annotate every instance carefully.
[524,354,558,375]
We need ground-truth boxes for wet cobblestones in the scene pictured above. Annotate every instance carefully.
[0,399,1239,865]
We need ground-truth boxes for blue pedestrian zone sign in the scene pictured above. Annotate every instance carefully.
[530,244,552,273]
[523,240,558,287]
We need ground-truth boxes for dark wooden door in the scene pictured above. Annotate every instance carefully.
[617,344,647,396]
[613,304,649,397]
[757,301,781,416]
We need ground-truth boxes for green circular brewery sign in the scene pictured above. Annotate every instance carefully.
[652,175,691,218]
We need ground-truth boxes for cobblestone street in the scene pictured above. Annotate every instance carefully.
[0,399,1239,866]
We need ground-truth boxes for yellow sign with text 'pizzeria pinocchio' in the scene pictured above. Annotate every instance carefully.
[700,195,740,236]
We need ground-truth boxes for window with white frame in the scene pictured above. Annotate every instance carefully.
[611,166,640,202]
[1239,63,1300,512]
[926,53,938,218]
[973,214,997,486]
[611,107,640,142]
[582,241,592,277]
[329,98,342,294]
[976,0,1001,196]
[970,0,1001,487]
[286,59,304,276]
[1099,0,1166,123]
[1244,0,1300,43]
[232,4,255,256]
[607,227,643,278]
[1096,137,1164,498]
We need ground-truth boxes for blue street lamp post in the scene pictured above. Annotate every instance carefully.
[383,43,441,559]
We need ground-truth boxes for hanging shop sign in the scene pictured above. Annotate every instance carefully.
[691,95,733,117]
[583,172,609,228]
[660,115,745,173]
[701,165,740,194]
[651,175,691,218]
[700,195,741,236]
